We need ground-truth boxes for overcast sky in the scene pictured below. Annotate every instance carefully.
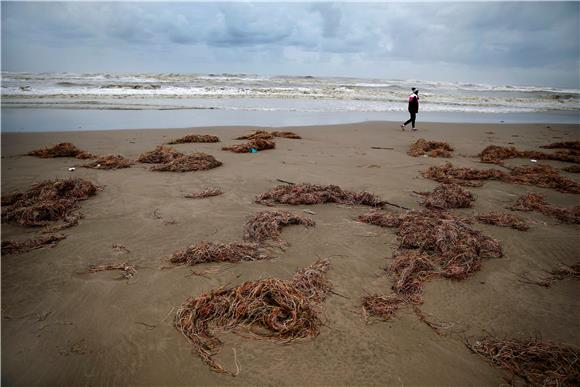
[2,2,579,87]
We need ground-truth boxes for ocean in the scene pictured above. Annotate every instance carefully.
[2,72,579,132]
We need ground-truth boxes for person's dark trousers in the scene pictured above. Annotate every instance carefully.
[404,112,416,128]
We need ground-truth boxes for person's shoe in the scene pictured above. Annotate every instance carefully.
[400,124,405,131]
[412,127,418,131]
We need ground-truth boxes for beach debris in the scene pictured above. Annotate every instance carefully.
[112,243,130,254]
[184,187,223,199]
[235,130,274,140]
[479,145,580,164]
[87,262,136,279]
[174,258,332,375]
[303,209,316,215]
[416,183,474,209]
[256,183,385,207]
[68,167,76,172]
[518,262,580,288]
[408,139,454,158]
[82,155,134,170]
[271,131,301,139]
[465,336,580,386]
[222,138,276,153]
[361,294,406,321]
[358,209,502,317]
[540,140,580,151]
[27,142,95,159]
[371,146,394,150]
[476,212,529,231]
[168,134,220,144]
[509,193,580,224]
[236,130,302,140]
[40,213,82,234]
[137,146,183,164]
[422,162,580,193]
[169,241,270,266]
[151,153,222,172]
[1,234,66,255]
[422,162,505,187]
[276,179,295,185]
[563,165,580,173]
[1,178,98,226]
[243,210,315,243]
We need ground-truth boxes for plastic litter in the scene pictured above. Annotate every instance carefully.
[68,167,76,172]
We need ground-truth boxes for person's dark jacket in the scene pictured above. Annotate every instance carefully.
[408,93,419,113]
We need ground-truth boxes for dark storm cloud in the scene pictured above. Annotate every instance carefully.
[1,2,578,87]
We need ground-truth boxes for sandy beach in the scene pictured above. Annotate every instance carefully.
[1,120,579,386]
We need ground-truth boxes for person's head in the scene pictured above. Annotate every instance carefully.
[413,88,419,95]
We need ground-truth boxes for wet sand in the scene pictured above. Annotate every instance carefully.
[1,121,579,386]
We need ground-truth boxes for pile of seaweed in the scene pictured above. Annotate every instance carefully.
[466,336,580,386]
[479,145,580,164]
[137,146,183,164]
[28,142,94,159]
[476,212,529,231]
[563,165,580,173]
[174,259,332,375]
[423,162,580,193]
[541,140,580,150]
[359,209,502,320]
[256,183,384,207]
[243,210,315,243]
[510,193,580,224]
[1,234,66,255]
[408,139,454,158]
[169,241,269,266]
[184,188,223,199]
[82,155,134,170]
[222,138,276,153]
[236,130,301,140]
[151,153,223,172]
[518,262,580,287]
[1,178,98,226]
[88,262,136,279]
[168,134,220,144]
[416,184,474,209]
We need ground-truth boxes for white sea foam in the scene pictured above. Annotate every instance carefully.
[2,71,579,114]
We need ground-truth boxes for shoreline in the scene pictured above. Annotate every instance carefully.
[2,121,579,386]
[2,107,579,133]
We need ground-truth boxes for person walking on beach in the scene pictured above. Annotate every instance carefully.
[401,87,419,131]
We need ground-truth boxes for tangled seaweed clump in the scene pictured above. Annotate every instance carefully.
[466,336,580,386]
[28,142,95,159]
[169,241,269,266]
[256,183,384,207]
[476,212,529,231]
[358,210,502,318]
[508,164,580,194]
[168,134,220,144]
[184,188,223,199]
[151,153,222,172]
[271,131,301,139]
[88,262,136,279]
[510,193,580,224]
[422,162,580,193]
[235,130,301,140]
[174,259,332,375]
[361,294,406,321]
[2,178,98,226]
[1,234,66,255]
[417,183,475,209]
[137,146,183,164]
[563,165,580,173]
[408,139,454,158]
[480,145,580,164]
[422,162,506,187]
[222,138,276,153]
[82,155,134,170]
[235,130,274,140]
[541,140,580,151]
[243,210,315,243]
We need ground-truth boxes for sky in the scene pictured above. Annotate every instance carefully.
[1,1,579,87]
